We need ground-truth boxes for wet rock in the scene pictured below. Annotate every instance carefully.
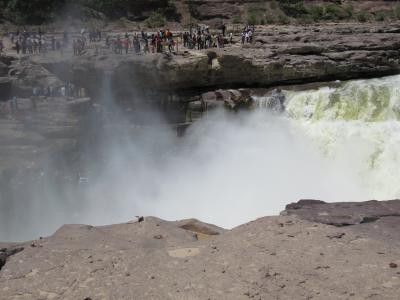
[252,89,286,112]
[196,89,252,111]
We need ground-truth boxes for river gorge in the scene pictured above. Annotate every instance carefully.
[2,73,400,242]
[1,17,400,299]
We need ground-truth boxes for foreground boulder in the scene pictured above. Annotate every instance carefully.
[283,199,400,247]
[1,200,400,299]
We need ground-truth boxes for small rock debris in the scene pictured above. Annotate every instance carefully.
[327,232,345,239]
[316,266,330,270]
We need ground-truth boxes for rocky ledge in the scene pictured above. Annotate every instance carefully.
[33,22,400,100]
[1,200,399,299]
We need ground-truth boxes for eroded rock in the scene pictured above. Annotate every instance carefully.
[1,206,399,299]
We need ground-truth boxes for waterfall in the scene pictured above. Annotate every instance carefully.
[283,75,400,199]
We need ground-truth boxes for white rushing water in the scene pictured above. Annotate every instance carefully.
[283,74,400,199]
[84,76,400,231]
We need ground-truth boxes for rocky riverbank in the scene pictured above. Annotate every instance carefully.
[29,22,400,101]
[0,200,399,299]
[2,23,400,103]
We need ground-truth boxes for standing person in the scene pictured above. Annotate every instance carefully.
[143,37,149,54]
[118,38,123,54]
[136,35,141,53]
[52,36,56,51]
[33,40,38,54]
[168,38,175,52]
[27,38,33,54]
[73,40,77,55]
[22,37,27,54]
[60,42,64,57]
[183,32,188,48]
[63,30,68,45]
[32,87,39,111]
[11,96,18,112]
[150,34,156,53]
[155,34,161,53]
[15,40,20,54]
[124,37,129,54]
[197,34,201,50]
[222,24,226,37]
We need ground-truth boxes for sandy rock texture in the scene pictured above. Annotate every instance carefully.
[1,200,399,300]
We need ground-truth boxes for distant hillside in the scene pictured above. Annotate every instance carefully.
[0,0,400,26]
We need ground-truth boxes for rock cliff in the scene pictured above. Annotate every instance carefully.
[35,23,400,101]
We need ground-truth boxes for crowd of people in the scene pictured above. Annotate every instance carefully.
[106,33,145,54]
[8,28,68,56]
[105,29,177,55]
[241,25,255,44]
[11,29,45,55]
[182,25,228,50]
[4,24,255,57]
